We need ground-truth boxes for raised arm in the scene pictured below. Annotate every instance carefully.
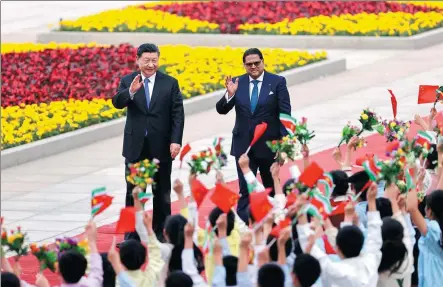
[171,79,184,146]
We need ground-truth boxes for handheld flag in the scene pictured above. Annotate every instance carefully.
[270,218,292,238]
[280,113,296,136]
[246,122,268,154]
[179,143,192,168]
[115,207,136,234]
[249,190,274,222]
[417,85,439,104]
[298,162,324,188]
[387,89,397,119]
[191,178,209,208]
[138,192,151,205]
[210,184,240,213]
[91,187,113,217]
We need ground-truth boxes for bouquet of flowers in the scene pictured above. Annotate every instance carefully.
[1,226,28,260]
[213,137,228,169]
[382,119,411,142]
[30,243,57,272]
[417,190,426,202]
[188,148,216,175]
[295,117,315,145]
[266,135,302,163]
[126,159,159,189]
[55,237,88,259]
[338,123,364,148]
[359,108,382,133]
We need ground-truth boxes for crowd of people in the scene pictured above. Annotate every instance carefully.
[2,109,443,287]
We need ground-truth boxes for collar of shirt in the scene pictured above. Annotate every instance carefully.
[141,72,156,86]
[249,71,264,83]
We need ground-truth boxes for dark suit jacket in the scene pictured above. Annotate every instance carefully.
[112,71,185,162]
[216,71,291,159]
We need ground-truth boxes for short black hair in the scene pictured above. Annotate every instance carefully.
[119,239,147,271]
[330,170,349,197]
[100,253,116,287]
[292,253,321,287]
[165,271,193,287]
[223,255,238,286]
[257,263,285,287]
[368,197,392,219]
[348,171,370,201]
[209,207,235,236]
[425,144,438,170]
[242,48,263,63]
[267,234,293,261]
[58,250,88,283]
[336,225,364,258]
[137,43,160,58]
[1,272,21,287]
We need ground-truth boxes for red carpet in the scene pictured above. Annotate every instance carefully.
[11,122,422,285]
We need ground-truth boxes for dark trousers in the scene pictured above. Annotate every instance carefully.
[235,150,275,223]
[124,137,172,241]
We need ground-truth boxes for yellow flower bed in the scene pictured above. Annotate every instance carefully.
[157,46,327,98]
[1,99,125,149]
[238,11,443,36]
[59,6,219,33]
[1,42,108,54]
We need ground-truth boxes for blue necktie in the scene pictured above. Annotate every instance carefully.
[144,78,150,136]
[144,78,151,109]
[250,80,260,113]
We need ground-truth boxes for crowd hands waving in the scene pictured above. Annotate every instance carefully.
[2,109,443,287]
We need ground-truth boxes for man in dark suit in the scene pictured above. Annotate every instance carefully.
[216,48,291,223]
[112,43,184,242]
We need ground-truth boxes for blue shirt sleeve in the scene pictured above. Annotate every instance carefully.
[117,271,136,287]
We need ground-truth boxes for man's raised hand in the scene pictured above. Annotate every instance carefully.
[129,74,143,95]
[225,76,239,98]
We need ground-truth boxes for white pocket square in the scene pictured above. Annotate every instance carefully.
[269,91,274,95]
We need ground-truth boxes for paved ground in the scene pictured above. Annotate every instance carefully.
[2,42,442,244]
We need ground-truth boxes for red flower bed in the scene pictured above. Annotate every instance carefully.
[1,44,137,107]
[148,1,441,33]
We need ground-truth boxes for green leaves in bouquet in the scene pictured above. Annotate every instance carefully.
[188,149,216,175]
[359,109,380,132]
[295,117,315,145]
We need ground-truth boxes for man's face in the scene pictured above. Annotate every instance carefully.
[137,52,159,77]
[244,54,264,79]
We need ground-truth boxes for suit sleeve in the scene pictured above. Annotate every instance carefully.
[171,79,185,145]
[277,76,291,136]
[216,89,236,115]
[112,78,131,109]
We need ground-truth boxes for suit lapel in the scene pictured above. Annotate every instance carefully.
[254,71,270,115]
[148,72,162,111]
[238,76,251,115]
[133,72,149,114]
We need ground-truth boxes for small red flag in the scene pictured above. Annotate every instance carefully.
[270,218,292,238]
[210,184,240,213]
[248,122,268,150]
[355,153,374,167]
[387,89,397,119]
[179,143,192,168]
[330,200,347,216]
[116,207,136,234]
[418,85,439,104]
[191,178,209,208]
[322,235,337,254]
[298,162,324,187]
[249,191,273,222]
[285,192,297,208]
[92,195,114,217]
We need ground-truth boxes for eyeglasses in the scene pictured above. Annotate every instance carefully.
[244,60,262,68]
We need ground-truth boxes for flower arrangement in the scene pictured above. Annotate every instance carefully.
[55,237,89,259]
[213,137,228,169]
[1,226,28,259]
[188,148,216,175]
[382,119,411,142]
[29,243,58,272]
[295,117,315,145]
[126,159,160,189]
[359,108,382,133]
[396,180,407,194]
[266,135,302,163]
[338,123,363,147]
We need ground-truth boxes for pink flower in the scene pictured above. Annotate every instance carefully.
[301,117,307,124]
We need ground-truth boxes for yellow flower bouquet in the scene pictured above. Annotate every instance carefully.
[126,159,160,190]
[1,226,28,260]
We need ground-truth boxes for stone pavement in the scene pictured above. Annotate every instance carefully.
[1,42,442,244]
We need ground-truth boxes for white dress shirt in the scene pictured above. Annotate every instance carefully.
[297,211,383,287]
[225,72,264,102]
[130,72,156,100]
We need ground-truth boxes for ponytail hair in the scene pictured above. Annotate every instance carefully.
[426,189,443,249]
[378,217,407,275]
[164,214,205,273]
